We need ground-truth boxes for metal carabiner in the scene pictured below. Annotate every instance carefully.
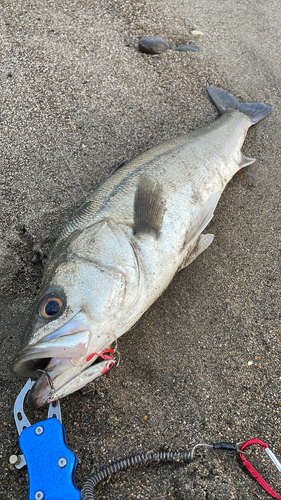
[239,438,281,499]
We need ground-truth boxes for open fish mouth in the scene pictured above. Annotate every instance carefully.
[10,329,92,378]
[10,328,116,407]
[27,355,115,408]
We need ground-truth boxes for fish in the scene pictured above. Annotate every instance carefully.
[10,86,272,407]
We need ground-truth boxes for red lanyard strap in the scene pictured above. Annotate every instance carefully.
[239,439,281,499]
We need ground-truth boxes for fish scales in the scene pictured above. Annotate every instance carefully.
[56,111,248,239]
[10,86,273,407]
[49,112,249,296]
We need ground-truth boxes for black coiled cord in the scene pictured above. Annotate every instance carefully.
[81,449,193,500]
[81,442,241,499]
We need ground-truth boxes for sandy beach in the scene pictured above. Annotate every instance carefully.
[0,0,280,498]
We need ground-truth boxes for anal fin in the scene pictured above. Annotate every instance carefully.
[134,175,165,238]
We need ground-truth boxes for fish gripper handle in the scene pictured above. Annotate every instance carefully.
[19,417,81,500]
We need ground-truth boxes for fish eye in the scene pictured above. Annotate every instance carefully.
[39,294,65,320]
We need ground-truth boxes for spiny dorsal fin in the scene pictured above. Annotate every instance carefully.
[134,175,165,238]
[109,159,130,176]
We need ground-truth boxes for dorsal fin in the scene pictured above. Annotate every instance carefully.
[134,175,165,238]
[109,159,130,176]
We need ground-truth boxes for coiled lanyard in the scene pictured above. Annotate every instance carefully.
[10,380,281,500]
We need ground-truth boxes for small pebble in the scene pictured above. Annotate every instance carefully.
[143,415,148,422]
[175,46,198,52]
[139,36,169,54]
[191,30,204,36]
[7,73,12,77]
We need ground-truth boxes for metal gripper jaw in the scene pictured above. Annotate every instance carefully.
[11,379,81,500]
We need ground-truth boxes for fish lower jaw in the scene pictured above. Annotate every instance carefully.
[47,357,115,402]
[28,354,116,407]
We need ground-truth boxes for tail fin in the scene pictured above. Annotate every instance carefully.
[207,85,273,125]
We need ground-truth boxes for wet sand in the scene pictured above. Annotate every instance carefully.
[0,0,280,498]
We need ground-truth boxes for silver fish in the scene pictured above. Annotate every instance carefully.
[10,86,272,407]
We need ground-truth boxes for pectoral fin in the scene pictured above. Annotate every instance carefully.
[134,175,165,238]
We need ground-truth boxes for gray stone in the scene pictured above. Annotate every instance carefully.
[139,36,169,54]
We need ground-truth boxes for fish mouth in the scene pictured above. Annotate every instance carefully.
[27,355,115,408]
[10,327,116,407]
[10,329,92,379]
[15,356,53,376]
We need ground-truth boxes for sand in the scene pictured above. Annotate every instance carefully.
[0,0,280,498]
